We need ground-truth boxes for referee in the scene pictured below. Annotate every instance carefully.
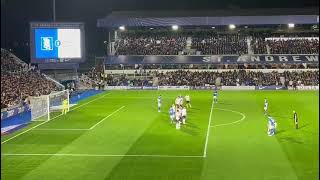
[293,111,298,129]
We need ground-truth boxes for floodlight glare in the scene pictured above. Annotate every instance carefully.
[288,23,295,28]
[119,26,125,31]
[172,25,179,30]
[229,24,236,29]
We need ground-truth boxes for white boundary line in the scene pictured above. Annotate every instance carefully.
[203,99,215,158]
[1,153,203,158]
[33,128,89,131]
[89,106,125,130]
[33,106,125,131]
[71,93,111,111]
[31,119,46,122]
[210,108,246,127]
[1,93,110,144]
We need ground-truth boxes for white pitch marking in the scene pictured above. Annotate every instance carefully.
[89,106,125,130]
[1,153,203,158]
[210,108,246,127]
[1,114,63,144]
[71,93,111,111]
[31,119,46,122]
[203,98,215,158]
[33,128,89,131]
[1,93,111,144]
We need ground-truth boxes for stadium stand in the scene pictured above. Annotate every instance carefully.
[115,31,187,55]
[104,70,319,87]
[191,33,248,55]
[1,49,63,109]
[113,31,319,55]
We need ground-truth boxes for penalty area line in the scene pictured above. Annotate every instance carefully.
[89,106,126,130]
[1,93,111,145]
[1,153,203,158]
[203,98,215,158]
[32,105,125,131]
[33,128,89,131]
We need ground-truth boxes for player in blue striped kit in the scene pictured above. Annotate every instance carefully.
[267,116,277,136]
[213,90,218,103]
[169,106,175,124]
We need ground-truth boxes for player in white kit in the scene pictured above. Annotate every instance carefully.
[181,107,187,124]
[157,95,162,112]
[264,98,268,115]
[178,95,183,106]
[175,109,181,129]
[175,97,180,107]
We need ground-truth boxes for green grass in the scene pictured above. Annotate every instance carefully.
[1,90,319,180]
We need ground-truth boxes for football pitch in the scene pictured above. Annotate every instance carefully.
[1,90,319,180]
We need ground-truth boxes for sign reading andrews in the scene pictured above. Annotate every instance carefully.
[106,55,319,65]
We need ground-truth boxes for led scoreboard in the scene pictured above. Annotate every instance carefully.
[30,22,85,63]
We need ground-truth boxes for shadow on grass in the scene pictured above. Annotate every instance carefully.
[216,102,233,106]
[299,124,309,129]
[276,129,286,135]
[180,127,199,136]
[299,129,319,136]
[278,137,304,144]
[185,122,200,130]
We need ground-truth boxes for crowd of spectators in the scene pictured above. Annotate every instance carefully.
[79,64,105,89]
[266,39,319,54]
[191,34,248,55]
[104,70,318,87]
[251,37,268,54]
[1,71,62,109]
[105,74,150,86]
[115,32,186,55]
[1,50,62,109]
[1,49,28,72]
[156,70,319,86]
[114,31,319,55]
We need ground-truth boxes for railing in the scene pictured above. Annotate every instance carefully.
[42,73,65,89]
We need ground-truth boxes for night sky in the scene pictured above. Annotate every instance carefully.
[1,0,319,62]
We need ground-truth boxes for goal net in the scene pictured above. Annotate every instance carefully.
[29,90,69,121]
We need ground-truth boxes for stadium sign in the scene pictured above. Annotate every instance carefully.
[221,86,255,90]
[255,86,288,90]
[158,86,190,90]
[106,55,319,64]
[142,86,158,90]
[104,86,127,90]
[127,86,143,90]
[296,86,319,90]
[1,105,30,120]
[191,86,220,90]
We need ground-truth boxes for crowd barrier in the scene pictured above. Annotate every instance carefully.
[105,86,258,90]
[221,86,255,90]
[255,86,288,90]
[158,86,190,90]
[296,86,319,90]
[105,85,319,91]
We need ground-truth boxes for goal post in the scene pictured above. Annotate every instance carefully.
[29,90,70,121]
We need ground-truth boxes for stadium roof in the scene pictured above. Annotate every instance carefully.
[105,8,319,18]
[97,8,319,28]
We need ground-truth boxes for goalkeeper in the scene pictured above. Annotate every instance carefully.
[62,98,68,114]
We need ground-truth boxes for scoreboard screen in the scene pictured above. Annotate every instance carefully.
[30,22,85,63]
